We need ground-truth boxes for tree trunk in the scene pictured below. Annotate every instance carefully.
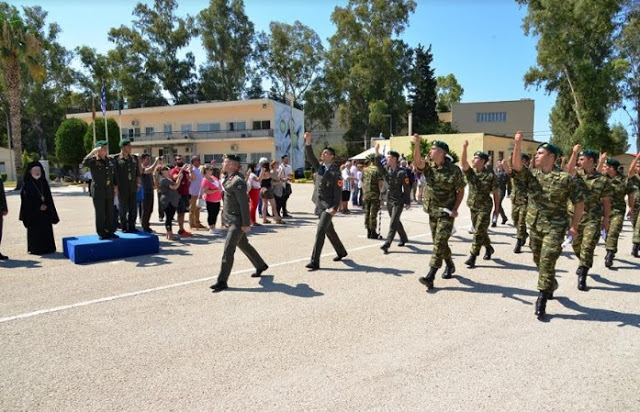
[7,59,24,190]
[563,65,583,127]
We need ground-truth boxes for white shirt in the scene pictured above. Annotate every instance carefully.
[249,172,261,189]
[279,164,293,185]
[341,168,352,191]
[189,167,203,196]
[356,170,363,189]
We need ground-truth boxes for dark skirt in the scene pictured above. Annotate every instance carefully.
[27,221,56,255]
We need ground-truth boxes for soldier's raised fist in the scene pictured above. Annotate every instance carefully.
[304,132,312,145]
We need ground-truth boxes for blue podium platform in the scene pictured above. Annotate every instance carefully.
[63,232,160,264]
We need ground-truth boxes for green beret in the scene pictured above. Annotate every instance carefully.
[225,154,241,163]
[94,140,108,148]
[431,140,449,154]
[521,153,530,161]
[388,150,400,159]
[119,138,131,147]
[578,149,598,160]
[473,151,489,162]
[605,157,620,168]
[537,142,560,157]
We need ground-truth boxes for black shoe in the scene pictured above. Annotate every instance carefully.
[419,267,438,290]
[632,243,639,258]
[442,259,455,279]
[283,213,292,218]
[305,262,319,271]
[381,244,390,254]
[251,265,269,278]
[367,230,373,239]
[398,240,408,247]
[535,291,549,320]
[464,254,477,268]
[502,218,508,225]
[577,266,588,291]
[110,233,119,239]
[604,251,614,268]
[143,227,154,233]
[373,232,383,240]
[333,254,347,262]
[491,222,497,228]
[0,253,9,260]
[514,239,523,254]
[210,281,228,292]
[483,245,494,260]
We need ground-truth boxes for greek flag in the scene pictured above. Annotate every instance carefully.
[380,145,387,167]
[100,84,106,117]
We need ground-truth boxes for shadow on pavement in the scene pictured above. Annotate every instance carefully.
[552,296,640,328]
[125,247,193,267]
[589,274,640,294]
[432,276,537,306]
[340,258,414,277]
[227,275,323,298]
[0,259,43,269]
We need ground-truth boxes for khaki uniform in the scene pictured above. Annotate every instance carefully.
[362,165,383,233]
[465,168,497,256]
[630,175,640,245]
[82,154,117,238]
[217,172,267,283]
[510,170,529,241]
[418,160,466,269]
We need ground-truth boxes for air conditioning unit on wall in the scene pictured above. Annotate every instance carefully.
[131,119,139,126]
[230,144,238,151]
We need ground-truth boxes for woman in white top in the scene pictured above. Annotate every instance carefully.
[340,162,352,214]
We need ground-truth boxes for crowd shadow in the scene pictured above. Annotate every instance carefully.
[340,258,414,277]
[0,259,43,269]
[589,274,640,294]
[610,258,640,271]
[432,276,538,305]
[125,247,193,267]
[552,296,640,328]
[227,275,323,298]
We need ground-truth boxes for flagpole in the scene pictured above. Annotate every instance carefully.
[101,82,109,154]
[117,85,122,136]
[92,95,96,146]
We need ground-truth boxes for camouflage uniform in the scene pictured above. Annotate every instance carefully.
[571,171,611,269]
[510,170,529,242]
[604,174,633,254]
[362,164,383,236]
[418,160,466,269]
[465,168,497,256]
[375,155,411,248]
[630,175,640,246]
[514,167,585,293]
[494,168,509,223]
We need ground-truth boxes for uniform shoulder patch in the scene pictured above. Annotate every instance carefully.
[404,177,410,185]
[337,180,343,188]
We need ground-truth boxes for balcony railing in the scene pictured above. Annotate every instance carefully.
[130,128,274,142]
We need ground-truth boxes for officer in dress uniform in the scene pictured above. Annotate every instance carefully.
[304,132,348,271]
[374,144,411,254]
[210,154,268,292]
[82,140,118,240]
[113,139,140,233]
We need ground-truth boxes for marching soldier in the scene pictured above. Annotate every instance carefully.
[412,134,466,290]
[460,140,500,268]
[374,144,411,253]
[113,139,140,233]
[597,154,634,268]
[493,160,510,226]
[82,140,118,240]
[504,153,531,253]
[512,132,585,320]
[628,153,640,257]
[210,155,268,292]
[572,149,611,291]
[362,154,383,239]
[304,132,348,271]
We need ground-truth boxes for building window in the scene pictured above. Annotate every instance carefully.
[120,128,128,138]
[163,124,173,134]
[252,120,271,130]
[475,112,507,123]
[180,124,193,133]
[145,127,155,135]
[488,150,495,166]
[197,123,221,132]
[498,151,504,161]
[229,121,246,131]
[250,152,273,164]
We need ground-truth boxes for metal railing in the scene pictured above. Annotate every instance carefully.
[130,129,274,142]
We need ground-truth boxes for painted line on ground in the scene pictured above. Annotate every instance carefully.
[0,233,431,324]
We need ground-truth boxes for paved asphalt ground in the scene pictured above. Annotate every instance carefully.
[0,183,639,411]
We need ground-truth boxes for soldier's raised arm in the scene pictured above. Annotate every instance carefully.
[461,140,470,172]
[82,147,100,167]
[374,144,389,177]
[304,132,321,169]
[412,134,425,169]
[629,152,640,177]
[596,152,607,173]
[565,144,581,176]
[512,131,524,172]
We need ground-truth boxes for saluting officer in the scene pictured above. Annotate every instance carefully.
[113,139,140,232]
[374,144,411,254]
[304,132,348,271]
[460,140,500,268]
[362,154,383,239]
[210,154,268,292]
[412,134,466,290]
[82,140,118,240]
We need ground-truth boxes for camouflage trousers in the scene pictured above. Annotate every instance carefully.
[633,205,640,245]
[605,211,625,253]
[428,214,454,269]
[572,218,601,268]
[470,209,491,256]
[511,202,528,241]
[529,223,563,293]
[364,199,381,232]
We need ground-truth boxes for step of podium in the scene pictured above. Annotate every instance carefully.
[63,232,160,264]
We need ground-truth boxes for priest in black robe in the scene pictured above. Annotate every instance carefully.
[19,162,59,255]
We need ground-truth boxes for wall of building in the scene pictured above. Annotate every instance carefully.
[452,100,534,137]
[0,147,16,181]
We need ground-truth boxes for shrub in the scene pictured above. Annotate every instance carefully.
[1,173,7,182]
[303,169,312,180]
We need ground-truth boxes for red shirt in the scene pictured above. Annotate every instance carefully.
[170,167,191,196]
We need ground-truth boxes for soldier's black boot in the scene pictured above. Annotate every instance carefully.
[577,266,588,291]
[483,245,495,260]
[604,251,614,268]
[464,254,477,268]
[535,291,549,321]
[514,238,523,254]
[367,229,372,239]
[419,267,438,290]
[380,243,390,254]
[442,258,455,279]
[632,243,639,258]
[209,281,228,292]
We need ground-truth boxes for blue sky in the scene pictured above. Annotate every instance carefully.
[9,0,636,152]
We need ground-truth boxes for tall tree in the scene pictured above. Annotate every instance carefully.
[256,20,324,104]
[409,44,439,134]
[55,118,87,169]
[549,83,580,156]
[618,1,640,149]
[325,0,416,155]
[197,0,254,101]
[0,3,44,188]
[518,0,627,151]
[435,74,464,112]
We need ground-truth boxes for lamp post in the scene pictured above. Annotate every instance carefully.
[382,114,392,138]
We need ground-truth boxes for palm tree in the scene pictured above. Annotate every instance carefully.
[0,4,44,188]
